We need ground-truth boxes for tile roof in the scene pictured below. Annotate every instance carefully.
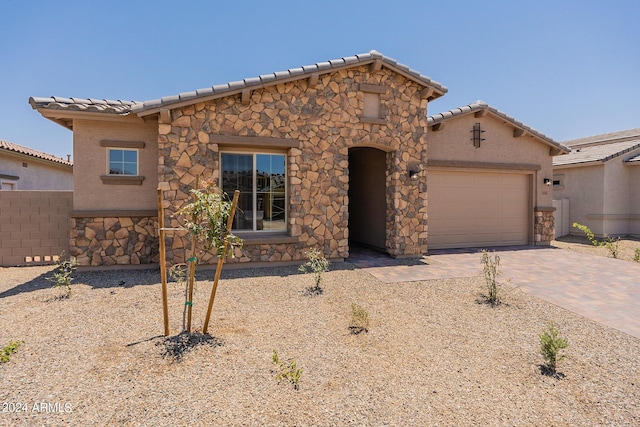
[29,50,448,118]
[0,139,72,166]
[427,100,570,154]
[564,128,640,147]
[553,139,640,166]
[28,96,140,114]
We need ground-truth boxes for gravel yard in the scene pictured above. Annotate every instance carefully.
[1,254,639,426]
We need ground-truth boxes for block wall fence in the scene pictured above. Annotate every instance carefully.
[0,191,73,267]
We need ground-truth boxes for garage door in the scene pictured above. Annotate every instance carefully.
[428,171,530,249]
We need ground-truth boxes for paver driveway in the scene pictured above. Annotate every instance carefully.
[348,246,640,339]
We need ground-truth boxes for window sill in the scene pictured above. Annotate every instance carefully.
[235,232,299,245]
[100,175,145,185]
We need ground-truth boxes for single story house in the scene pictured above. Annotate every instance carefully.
[0,140,73,190]
[553,128,640,237]
[29,50,568,267]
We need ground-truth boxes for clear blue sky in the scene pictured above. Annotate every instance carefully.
[2,0,639,159]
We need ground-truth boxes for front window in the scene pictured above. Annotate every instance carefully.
[221,152,286,232]
[108,149,138,175]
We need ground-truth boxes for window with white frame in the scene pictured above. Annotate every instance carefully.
[108,148,138,175]
[220,152,286,232]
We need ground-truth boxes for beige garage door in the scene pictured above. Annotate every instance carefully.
[428,171,530,249]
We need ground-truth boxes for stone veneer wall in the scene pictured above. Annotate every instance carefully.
[534,208,555,245]
[158,66,429,265]
[70,216,158,266]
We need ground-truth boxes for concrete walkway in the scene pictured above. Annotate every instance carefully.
[348,246,640,339]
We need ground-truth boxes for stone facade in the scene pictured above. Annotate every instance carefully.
[158,66,429,265]
[534,208,555,245]
[70,216,158,266]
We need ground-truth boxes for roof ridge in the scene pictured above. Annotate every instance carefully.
[0,139,72,166]
[564,128,640,146]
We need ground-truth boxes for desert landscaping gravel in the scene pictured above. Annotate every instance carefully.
[1,248,639,426]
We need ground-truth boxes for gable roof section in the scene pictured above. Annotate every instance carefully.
[427,100,570,154]
[553,139,640,167]
[626,153,640,164]
[30,50,447,123]
[564,128,640,147]
[0,139,72,167]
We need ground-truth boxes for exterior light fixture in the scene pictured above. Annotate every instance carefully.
[409,169,419,179]
[543,178,551,186]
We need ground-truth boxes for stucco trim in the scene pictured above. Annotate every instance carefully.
[237,234,299,245]
[70,210,157,218]
[534,206,556,213]
[359,117,388,125]
[100,140,145,149]
[210,135,300,149]
[359,83,386,93]
[100,175,145,185]
[586,213,640,220]
[427,159,541,171]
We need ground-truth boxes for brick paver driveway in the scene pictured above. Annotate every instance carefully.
[348,246,640,339]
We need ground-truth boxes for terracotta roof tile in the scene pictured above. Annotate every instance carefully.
[0,140,72,166]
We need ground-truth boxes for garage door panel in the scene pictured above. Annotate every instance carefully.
[428,171,529,249]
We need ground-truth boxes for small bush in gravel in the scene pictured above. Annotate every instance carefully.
[349,303,370,334]
[634,248,640,263]
[539,321,568,375]
[272,350,302,390]
[480,250,501,305]
[46,252,77,298]
[573,222,620,258]
[299,248,329,295]
[1,340,24,363]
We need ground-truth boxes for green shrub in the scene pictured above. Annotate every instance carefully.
[572,222,620,258]
[46,252,77,297]
[480,250,501,305]
[539,322,568,374]
[633,248,640,263]
[272,350,302,390]
[1,340,24,363]
[299,248,329,295]
[349,303,370,334]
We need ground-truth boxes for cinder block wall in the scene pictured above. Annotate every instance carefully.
[0,191,73,266]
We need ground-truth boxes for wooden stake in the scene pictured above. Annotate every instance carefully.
[157,188,170,336]
[203,190,240,334]
[185,175,200,333]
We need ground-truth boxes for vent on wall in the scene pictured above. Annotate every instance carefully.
[22,162,28,167]
[471,123,485,148]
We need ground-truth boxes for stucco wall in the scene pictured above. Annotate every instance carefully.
[72,119,158,211]
[630,165,640,236]
[553,164,605,235]
[603,155,633,235]
[0,152,72,190]
[428,114,554,208]
[158,65,429,265]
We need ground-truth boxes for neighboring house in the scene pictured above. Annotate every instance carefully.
[29,50,567,267]
[0,140,73,190]
[426,101,569,249]
[553,128,640,237]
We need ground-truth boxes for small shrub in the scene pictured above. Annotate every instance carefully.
[349,303,370,334]
[299,248,329,295]
[272,350,302,390]
[572,222,620,258]
[634,248,640,263]
[46,252,77,297]
[539,321,568,374]
[1,340,24,363]
[480,250,501,305]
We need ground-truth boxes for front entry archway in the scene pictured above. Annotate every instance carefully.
[348,147,387,253]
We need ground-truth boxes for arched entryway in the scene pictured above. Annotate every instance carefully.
[348,147,387,253]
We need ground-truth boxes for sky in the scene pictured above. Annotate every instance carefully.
[1,0,639,159]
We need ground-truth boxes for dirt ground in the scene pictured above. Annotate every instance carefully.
[552,234,640,262]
